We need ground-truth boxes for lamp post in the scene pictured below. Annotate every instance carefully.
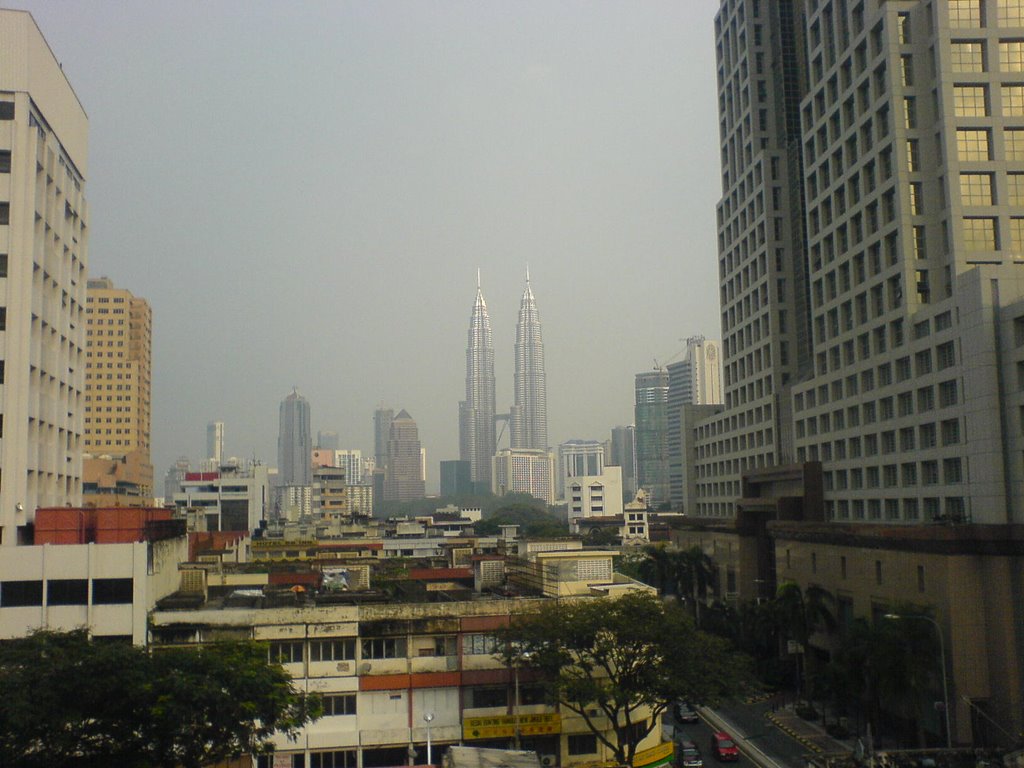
[423,711,435,766]
[513,650,533,749]
[884,613,951,748]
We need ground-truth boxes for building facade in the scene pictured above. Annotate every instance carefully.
[373,407,393,471]
[278,389,312,487]
[172,462,272,532]
[557,440,607,501]
[634,370,670,509]
[83,278,153,506]
[510,271,548,452]
[492,449,555,505]
[383,410,426,502]
[0,10,90,543]
[440,459,473,497]
[609,425,638,501]
[206,421,224,465]
[459,277,497,493]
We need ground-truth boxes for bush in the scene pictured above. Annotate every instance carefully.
[795,704,819,721]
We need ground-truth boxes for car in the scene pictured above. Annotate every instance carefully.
[676,739,703,768]
[710,732,740,762]
[674,700,699,723]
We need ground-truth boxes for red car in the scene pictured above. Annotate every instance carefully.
[710,732,739,762]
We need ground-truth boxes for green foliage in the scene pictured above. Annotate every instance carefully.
[0,630,320,768]
[498,591,750,765]
[474,500,568,538]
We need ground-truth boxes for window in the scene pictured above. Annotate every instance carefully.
[963,217,997,250]
[951,1,984,28]
[939,379,959,406]
[921,422,938,447]
[875,560,883,585]
[1005,85,1024,115]
[310,639,356,662]
[47,579,88,605]
[0,254,6,278]
[0,150,9,174]
[0,580,43,606]
[362,637,406,659]
[92,578,132,604]
[569,734,599,756]
[955,85,989,115]
[310,750,357,768]
[268,641,304,664]
[957,129,990,160]
[961,173,994,205]
[0,203,8,226]
[0,101,12,120]
[944,457,964,483]
[464,633,499,655]
[322,694,357,716]
[999,0,1024,26]
[942,418,961,444]
[952,41,986,71]
[1002,40,1024,71]
[902,463,918,485]
[936,341,956,369]
[923,460,940,484]
[467,686,507,708]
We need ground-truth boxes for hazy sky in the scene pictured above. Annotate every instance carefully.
[14,1,723,491]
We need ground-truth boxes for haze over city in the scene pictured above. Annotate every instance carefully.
[12,0,723,486]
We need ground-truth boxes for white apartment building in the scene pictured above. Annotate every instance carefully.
[0,10,90,544]
[172,462,273,532]
[566,466,624,526]
[492,449,555,505]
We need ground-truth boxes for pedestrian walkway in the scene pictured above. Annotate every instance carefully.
[764,704,855,757]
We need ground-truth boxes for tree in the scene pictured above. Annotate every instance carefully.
[0,631,320,768]
[772,581,835,699]
[499,591,749,765]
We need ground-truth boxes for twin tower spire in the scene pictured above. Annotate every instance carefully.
[458,270,548,491]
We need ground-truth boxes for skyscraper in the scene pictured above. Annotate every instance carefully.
[634,370,670,508]
[609,425,638,500]
[383,409,425,502]
[206,421,225,464]
[459,274,496,492]
[510,269,548,451]
[278,389,312,487]
[83,278,153,506]
[373,407,393,469]
[0,10,89,544]
[667,337,722,508]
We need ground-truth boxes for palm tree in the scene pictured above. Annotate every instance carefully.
[772,582,836,701]
[670,547,715,628]
[637,544,674,596]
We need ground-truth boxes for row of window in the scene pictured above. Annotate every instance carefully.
[0,578,133,607]
[268,634,503,665]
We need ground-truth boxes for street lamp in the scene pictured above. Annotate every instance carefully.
[513,650,533,749]
[423,712,435,766]
[884,613,951,748]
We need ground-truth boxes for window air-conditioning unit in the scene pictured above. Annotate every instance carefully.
[540,756,557,767]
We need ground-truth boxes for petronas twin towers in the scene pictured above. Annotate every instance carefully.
[459,271,547,491]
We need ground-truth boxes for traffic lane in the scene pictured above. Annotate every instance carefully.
[670,716,759,768]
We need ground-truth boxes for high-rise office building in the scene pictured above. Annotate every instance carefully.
[317,430,339,451]
[510,270,548,451]
[440,459,473,496]
[278,389,312,487]
[691,0,1024,526]
[459,275,496,492]
[373,407,393,469]
[207,421,225,464]
[667,337,723,509]
[383,409,425,502]
[634,370,670,508]
[83,278,153,506]
[557,439,607,500]
[0,11,89,543]
[609,425,638,500]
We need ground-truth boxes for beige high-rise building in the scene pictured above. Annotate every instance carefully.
[0,11,89,545]
[83,277,153,506]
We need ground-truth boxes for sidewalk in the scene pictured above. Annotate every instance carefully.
[763,704,856,757]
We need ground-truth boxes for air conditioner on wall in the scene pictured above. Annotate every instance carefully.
[539,755,557,767]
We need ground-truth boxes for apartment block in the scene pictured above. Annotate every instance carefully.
[0,10,89,543]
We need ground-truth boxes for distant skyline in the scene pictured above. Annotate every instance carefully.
[15,2,722,491]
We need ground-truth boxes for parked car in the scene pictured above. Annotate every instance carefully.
[677,740,703,768]
[710,732,740,762]
[674,700,699,723]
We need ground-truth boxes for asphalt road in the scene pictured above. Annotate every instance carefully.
[666,705,760,768]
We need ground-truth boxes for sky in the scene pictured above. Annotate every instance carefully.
[12,1,723,492]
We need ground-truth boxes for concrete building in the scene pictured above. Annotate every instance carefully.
[317,430,339,451]
[556,439,607,500]
[313,465,347,518]
[278,389,312,487]
[667,337,723,511]
[83,278,153,506]
[172,462,272,532]
[459,276,497,493]
[0,10,90,543]
[312,448,365,486]
[440,459,473,497]
[492,449,555,505]
[566,466,624,525]
[206,421,224,464]
[634,370,670,509]
[510,270,548,452]
[373,407,393,471]
[383,409,425,502]
[609,425,638,500]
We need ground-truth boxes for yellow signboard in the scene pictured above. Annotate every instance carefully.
[633,741,675,768]
[463,713,562,740]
